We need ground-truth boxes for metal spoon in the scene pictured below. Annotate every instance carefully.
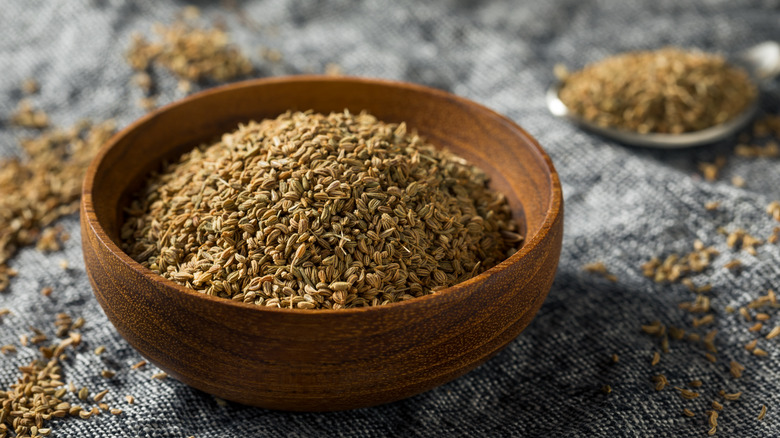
[546,41,780,148]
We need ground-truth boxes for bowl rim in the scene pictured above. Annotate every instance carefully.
[82,75,563,315]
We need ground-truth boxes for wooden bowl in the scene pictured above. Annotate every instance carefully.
[81,76,563,411]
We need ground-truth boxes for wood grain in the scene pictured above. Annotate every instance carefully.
[81,76,563,411]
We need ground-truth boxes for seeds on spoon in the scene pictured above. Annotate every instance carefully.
[557,47,756,134]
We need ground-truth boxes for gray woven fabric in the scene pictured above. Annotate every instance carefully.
[1,0,779,436]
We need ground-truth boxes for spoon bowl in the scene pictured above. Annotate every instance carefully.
[547,41,779,148]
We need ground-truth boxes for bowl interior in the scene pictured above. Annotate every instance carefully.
[91,77,556,264]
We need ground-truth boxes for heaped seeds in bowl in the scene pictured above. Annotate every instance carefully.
[120,110,523,309]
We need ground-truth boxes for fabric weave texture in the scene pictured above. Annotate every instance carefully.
[1,1,779,436]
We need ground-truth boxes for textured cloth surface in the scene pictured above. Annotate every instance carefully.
[1,1,780,437]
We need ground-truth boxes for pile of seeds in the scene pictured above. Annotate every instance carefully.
[0,118,116,291]
[557,47,756,134]
[121,110,522,309]
[0,314,126,438]
[126,7,253,105]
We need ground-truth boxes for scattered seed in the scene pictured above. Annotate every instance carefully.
[705,352,717,363]
[652,375,668,391]
[93,389,109,402]
[151,372,168,380]
[131,360,147,369]
[707,410,718,435]
[101,370,115,379]
[755,313,770,321]
[22,78,40,94]
[745,339,759,351]
[675,387,700,400]
[712,400,724,411]
[730,361,745,378]
[748,322,763,332]
[688,380,703,388]
[758,405,767,420]
[651,352,661,366]
[766,326,780,340]
[705,201,720,211]
[94,345,106,355]
[683,408,695,417]
[753,348,769,357]
[611,354,619,363]
[110,408,123,415]
[601,385,612,394]
[693,314,715,327]
[721,391,742,401]
[125,395,135,404]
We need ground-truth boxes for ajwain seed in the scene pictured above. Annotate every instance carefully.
[758,405,767,420]
[93,389,109,402]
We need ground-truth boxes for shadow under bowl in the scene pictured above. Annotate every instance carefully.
[80,76,563,411]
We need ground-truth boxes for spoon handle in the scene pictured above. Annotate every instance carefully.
[737,41,780,82]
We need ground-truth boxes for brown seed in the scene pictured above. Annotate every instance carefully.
[722,391,742,401]
[753,348,769,357]
[766,326,780,340]
[748,322,763,332]
[675,387,700,400]
[110,408,123,415]
[600,385,612,394]
[745,339,759,351]
[94,346,106,355]
[611,354,619,363]
[651,352,661,366]
[22,78,39,95]
[758,405,767,420]
[93,389,109,402]
[125,395,135,404]
[693,314,715,327]
[101,370,115,379]
[705,201,720,211]
[712,400,723,411]
[40,286,53,297]
[705,353,717,363]
[683,408,695,417]
[740,307,752,322]
[652,374,668,391]
[77,387,88,400]
[131,360,147,369]
[730,361,745,378]
[151,372,168,380]
[707,410,718,435]
[688,380,703,388]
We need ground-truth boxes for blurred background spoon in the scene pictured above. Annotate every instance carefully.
[546,41,780,148]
